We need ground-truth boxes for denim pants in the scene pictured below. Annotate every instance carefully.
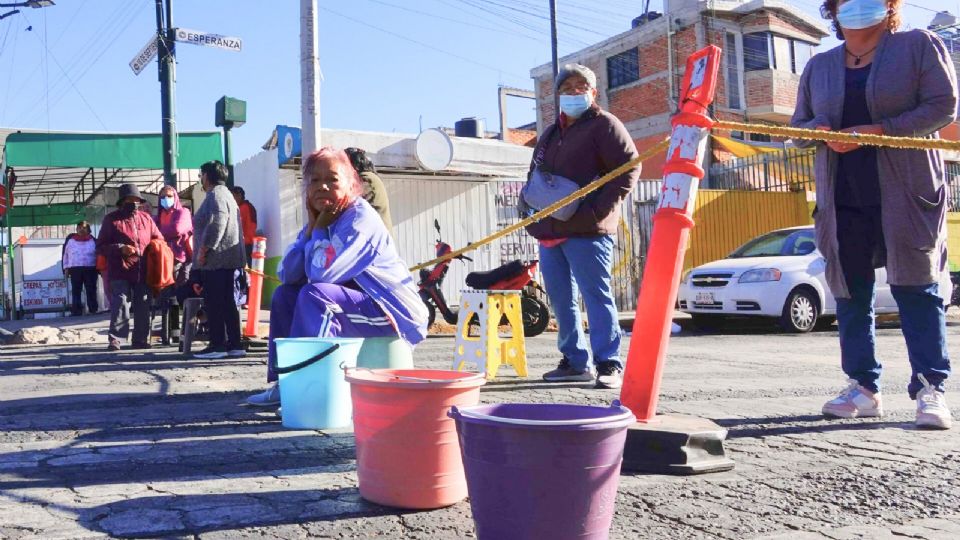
[836,206,950,398]
[267,282,398,383]
[539,235,621,371]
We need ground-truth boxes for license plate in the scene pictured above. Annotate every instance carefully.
[695,292,715,304]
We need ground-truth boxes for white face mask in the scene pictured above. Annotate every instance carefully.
[836,0,888,30]
[559,93,593,118]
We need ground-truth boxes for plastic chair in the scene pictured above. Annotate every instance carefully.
[452,290,528,380]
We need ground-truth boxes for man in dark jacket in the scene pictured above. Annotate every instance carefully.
[97,184,163,351]
[521,63,641,390]
[345,147,392,230]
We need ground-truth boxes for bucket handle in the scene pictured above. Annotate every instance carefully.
[344,366,482,384]
[274,343,341,375]
[449,402,635,426]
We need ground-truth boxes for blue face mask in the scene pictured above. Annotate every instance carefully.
[836,0,888,30]
[558,93,592,118]
[160,196,175,209]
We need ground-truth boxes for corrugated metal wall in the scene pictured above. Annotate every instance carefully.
[683,189,813,271]
[386,175,500,307]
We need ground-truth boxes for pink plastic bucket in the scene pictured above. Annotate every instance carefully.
[344,368,486,509]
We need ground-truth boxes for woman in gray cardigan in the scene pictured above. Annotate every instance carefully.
[791,0,957,429]
[192,160,248,360]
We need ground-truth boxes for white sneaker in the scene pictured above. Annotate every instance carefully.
[916,374,952,430]
[246,383,280,407]
[822,379,883,418]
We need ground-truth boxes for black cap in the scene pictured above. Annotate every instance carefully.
[117,183,145,206]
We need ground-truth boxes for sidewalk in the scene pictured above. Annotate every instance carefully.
[1,312,958,538]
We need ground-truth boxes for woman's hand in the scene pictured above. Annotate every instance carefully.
[119,244,136,257]
[198,246,208,266]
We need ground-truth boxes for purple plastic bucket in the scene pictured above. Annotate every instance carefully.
[448,401,635,540]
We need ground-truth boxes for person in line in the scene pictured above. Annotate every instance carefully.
[519,64,641,390]
[192,161,247,360]
[97,184,163,350]
[246,147,428,407]
[155,185,193,343]
[345,147,392,230]
[232,186,258,265]
[62,221,99,316]
[792,0,957,428]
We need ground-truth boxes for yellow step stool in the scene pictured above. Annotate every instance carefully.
[452,290,528,380]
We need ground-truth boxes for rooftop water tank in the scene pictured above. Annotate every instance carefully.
[455,117,485,138]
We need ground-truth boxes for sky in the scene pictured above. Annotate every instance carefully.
[0,0,953,162]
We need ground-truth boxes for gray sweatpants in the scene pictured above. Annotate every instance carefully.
[109,280,151,344]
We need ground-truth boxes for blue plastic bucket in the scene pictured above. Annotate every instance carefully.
[358,337,414,369]
[274,337,364,430]
[449,401,635,539]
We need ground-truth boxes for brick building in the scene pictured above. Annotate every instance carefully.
[529,0,829,180]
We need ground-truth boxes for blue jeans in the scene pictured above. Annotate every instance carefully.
[539,235,621,371]
[836,206,950,398]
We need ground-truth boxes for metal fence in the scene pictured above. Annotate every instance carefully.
[947,161,960,212]
[708,148,815,192]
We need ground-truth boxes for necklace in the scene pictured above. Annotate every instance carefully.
[845,45,878,66]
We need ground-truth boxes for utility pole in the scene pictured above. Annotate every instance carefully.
[549,0,559,118]
[300,0,321,155]
[155,0,178,188]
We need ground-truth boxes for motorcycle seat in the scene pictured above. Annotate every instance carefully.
[466,259,527,290]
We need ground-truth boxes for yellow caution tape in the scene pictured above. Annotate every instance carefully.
[713,120,960,152]
[255,120,957,278]
[408,137,671,272]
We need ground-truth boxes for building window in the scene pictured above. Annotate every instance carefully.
[790,39,814,74]
[725,32,741,109]
[749,133,772,143]
[743,32,775,71]
[607,48,640,89]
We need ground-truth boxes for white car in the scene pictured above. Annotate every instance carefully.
[677,226,953,332]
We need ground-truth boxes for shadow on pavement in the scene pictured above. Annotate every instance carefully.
[717,414,908,438]
[75,488,405,538]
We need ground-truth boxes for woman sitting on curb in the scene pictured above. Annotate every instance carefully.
[246,147,428,407]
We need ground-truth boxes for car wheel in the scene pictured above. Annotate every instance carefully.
[780,289,818,333]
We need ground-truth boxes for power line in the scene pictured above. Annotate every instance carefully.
[363,0,544,43]
[905,2,944,14]
[5,0,142,125]
[319,4,530,82]
[10,2,147,127]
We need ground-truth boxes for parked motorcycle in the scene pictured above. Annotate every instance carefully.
[417,220,551,337]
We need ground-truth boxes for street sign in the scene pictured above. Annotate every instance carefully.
[174,28,242,52]
[129,34,159,76]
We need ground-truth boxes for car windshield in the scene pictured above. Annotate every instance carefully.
[729,229,817,258]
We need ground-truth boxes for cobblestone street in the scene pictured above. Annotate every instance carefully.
[1,314,959,539]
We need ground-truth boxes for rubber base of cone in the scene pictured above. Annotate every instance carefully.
[621,414,734,475]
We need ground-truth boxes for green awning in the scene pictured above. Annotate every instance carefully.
[4,131,222,169]
[3,203,85,227]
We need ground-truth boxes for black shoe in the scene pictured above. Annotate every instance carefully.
[194,346,228,359]
[130,342,152,350]
[107,339,121,352]
[594,361,623,389]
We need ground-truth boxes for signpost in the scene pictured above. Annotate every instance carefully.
[174,28,242,52]
[129,34,159,76]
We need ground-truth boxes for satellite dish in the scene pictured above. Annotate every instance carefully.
[415,128,454,171]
